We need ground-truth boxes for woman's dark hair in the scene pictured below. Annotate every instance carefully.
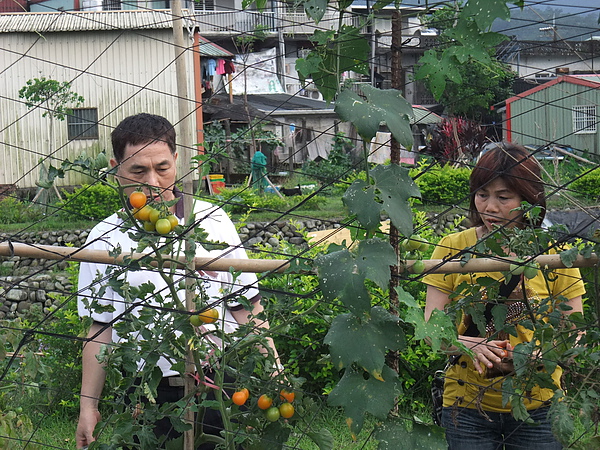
[469,143,546,227]
[111,113,176,162]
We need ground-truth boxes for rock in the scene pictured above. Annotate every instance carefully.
[289,237,305,245]
[6,289,27,302]
[17,301,32,313]
[247,237,263,246]
[268,237,280,247]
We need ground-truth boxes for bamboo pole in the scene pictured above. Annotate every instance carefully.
[1,242,597,274]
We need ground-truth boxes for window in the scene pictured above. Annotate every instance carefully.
[102,0,121,10]
[67,108,99,140]
[572,105,597,134]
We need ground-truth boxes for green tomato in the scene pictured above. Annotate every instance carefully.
[406,235,422,251]
[412,260,425,274]
[148,208,161,224]
[523,264,539,279]
[155,218,172,235]
[190,314,202,327]
[509,261,525,275]
[265,406,280,422]
[418,241,430,252]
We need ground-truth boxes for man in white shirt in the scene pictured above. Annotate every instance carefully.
[76,113,280,449]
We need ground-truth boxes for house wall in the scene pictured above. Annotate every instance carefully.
[507,82,600,154]
[0,28,197,189]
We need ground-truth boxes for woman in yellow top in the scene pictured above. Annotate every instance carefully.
[423,144,585,449]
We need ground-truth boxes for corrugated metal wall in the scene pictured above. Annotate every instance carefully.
[0,28,197,189]
[510,82,600,154]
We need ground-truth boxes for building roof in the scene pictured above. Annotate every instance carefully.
[0,10,196,32]
[0,10,232,56]
[412,105,441,125]
[504,75,600,105]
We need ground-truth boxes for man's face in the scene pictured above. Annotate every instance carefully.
[111,140,178,203]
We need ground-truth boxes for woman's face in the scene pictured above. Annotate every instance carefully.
[474,178,523,233]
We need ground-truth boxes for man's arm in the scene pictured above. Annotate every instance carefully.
[76,321,112,449]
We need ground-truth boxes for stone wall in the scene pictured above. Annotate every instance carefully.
[0,214,466,320]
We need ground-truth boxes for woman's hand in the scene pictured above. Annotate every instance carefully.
[459,336,513,375]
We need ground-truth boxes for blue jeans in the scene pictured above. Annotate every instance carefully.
[441,406,562,450]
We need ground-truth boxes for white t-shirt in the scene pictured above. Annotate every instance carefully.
[77,199,260,377]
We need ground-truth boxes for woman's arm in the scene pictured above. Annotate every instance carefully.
[425,285,511,375]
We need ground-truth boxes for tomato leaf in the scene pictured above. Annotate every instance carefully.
[375,419,446,449]
[559,246,579,268]
[324,306,405,373]
[328,365,401,436]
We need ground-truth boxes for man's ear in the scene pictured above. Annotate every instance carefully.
[173,152,178,163]
[110,158,118,169]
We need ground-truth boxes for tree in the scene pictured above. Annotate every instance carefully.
[418,2,516,121]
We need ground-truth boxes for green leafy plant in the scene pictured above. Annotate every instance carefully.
[0,197,44,224]
[18,77,84,121]
[570,167,600,202]
[410,164,471,206]
[58,183,120,221]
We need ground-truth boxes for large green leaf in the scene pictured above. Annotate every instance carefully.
[335,85,413,146]
[355,238,396,290]
[343,179,381,232]
[375,419,446,449]
[297,27,370,103]
[405,304,457,353]
[343,165,420,235]
[324,306,405,374]
[371,164,420,237]
[315,248,371,315]
[303,0,328,23]
[463,0,512,30]
[328,365,401,436]
[306,428,334,450]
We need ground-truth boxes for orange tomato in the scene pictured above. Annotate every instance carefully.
[279,389,295,403]
[257,394,273,410]
[232,391,247,406]
[129,191,147,209]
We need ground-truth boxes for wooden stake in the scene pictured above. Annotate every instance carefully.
[1,242,597,274]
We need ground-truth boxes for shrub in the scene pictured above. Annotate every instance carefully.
[215,186,325,215]
[0,197,44,224]
[570,167,600,202]
[59,183,120,221]
[411,164,471,206]
[302,132,356,183]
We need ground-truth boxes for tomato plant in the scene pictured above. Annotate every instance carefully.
[279,389,295,403]
[167,214,179,229]
[257,394,272,410]
[265,407,280,422]
[279,402,294,419]
[148,208,161,224]
[411,260,425,274]
[134,205,152,222]
[189,314,202,327]
[232,390,248,406]
[129,191,147,209]
[155,218,172,235]
[198,308,219,324]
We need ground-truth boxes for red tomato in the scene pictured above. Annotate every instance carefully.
[129,191,147,209]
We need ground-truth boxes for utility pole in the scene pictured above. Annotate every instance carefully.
[388,9,403,378]
[171,1,196,449]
